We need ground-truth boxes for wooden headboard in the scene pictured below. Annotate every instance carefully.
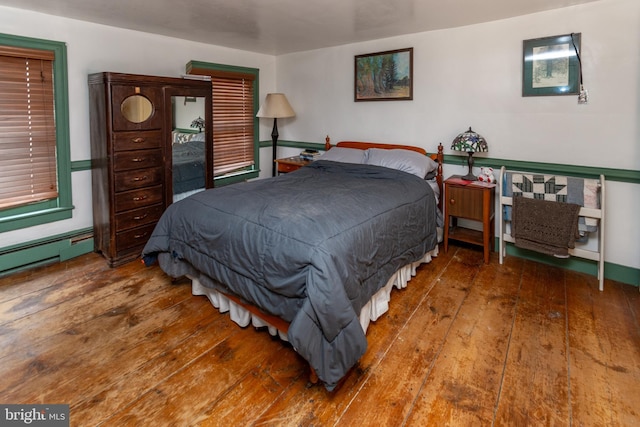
[324,136,445,210]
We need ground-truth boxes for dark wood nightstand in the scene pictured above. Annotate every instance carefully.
[274,156,311,174]
[443,175,496,264]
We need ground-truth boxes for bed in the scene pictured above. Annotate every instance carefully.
[142,140,444,390]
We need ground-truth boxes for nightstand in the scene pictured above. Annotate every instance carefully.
[274,156,311,174]
[443,175,496,264]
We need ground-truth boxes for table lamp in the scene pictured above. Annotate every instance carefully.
[450,127,488,181]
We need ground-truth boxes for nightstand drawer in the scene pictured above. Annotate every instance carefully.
[278,162,302,173]
[447,186,484,220]
[275,157,311,174]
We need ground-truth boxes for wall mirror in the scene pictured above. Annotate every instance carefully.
[171,95,207,202]
[120,94,153,123]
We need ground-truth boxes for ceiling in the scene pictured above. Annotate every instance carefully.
[0,0,600,55]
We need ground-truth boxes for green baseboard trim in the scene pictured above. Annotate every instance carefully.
[501,241,639,287]
[0,228,94,276]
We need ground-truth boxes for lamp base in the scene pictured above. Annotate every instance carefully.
[271,118,279,177]
[463,151,477,181]
[461,172,477,181]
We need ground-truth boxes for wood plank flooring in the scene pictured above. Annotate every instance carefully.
[0,245,638,426]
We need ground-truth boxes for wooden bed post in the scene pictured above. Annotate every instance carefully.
[325,135,331,151]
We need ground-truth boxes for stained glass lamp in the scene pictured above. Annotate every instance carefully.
[450,127,488,181]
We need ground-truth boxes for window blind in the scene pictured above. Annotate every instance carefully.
[189,68,256,176]
[0,45,58,210]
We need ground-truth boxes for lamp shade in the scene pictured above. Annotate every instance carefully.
[256,93,296,119]
[450,127,488,153]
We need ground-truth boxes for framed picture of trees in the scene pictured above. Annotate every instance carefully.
[522,34,581,96]
[355,47,413,101]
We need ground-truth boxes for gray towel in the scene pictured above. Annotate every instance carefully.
[512,196,581,257]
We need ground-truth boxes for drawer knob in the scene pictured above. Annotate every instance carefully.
[132,195,148,201]
[133,232,148,239]
[133,213,148,221]
[450,198,456,205]
[131,157,145,162]
[132,137,145,143]
[132,175,148,182]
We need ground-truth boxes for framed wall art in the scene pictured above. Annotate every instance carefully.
[522,33,581,96]
[355,47,413,101]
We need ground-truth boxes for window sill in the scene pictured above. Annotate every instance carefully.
[0,205,74,233]
[215,169,259,187]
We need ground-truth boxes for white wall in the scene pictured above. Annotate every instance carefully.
[0,6,277,247]
[0,1,638,273]
[275,0,640,271]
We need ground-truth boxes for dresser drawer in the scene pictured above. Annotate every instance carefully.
[113,130,162,151]
[114,167,163,192]
[446,185,484,220]
[115,203,163,231]
[116,223,156,252]
[114,149,162,172]
[114,185,163,212]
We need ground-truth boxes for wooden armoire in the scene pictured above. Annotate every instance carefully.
[89,72,213,266]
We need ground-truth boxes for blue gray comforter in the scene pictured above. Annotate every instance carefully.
[142,160,438,390]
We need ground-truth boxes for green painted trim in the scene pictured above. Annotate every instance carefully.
[71,160,92,172]
[604,263,640,288]
[0,228,93,275]
[60,237,93,261]
[0,33,73,232]
[0,207,74,233]
[274,140,327,151]
[260,139,326,151]
[215,170,259,186]
[500,240,638,287]
[187,61,259,76]
[446,154,640,184]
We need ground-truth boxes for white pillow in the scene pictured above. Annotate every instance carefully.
[316,147,368,164]
[366,148,438,178]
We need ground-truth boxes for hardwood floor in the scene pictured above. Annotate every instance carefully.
[0,245,638,426]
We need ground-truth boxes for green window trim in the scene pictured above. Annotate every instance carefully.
[0,33,71,233]
[185,60,260,185]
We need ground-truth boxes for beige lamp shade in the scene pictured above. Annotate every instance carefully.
[256,93,296,118]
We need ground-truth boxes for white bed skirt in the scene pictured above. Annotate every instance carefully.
[190,245,439,340]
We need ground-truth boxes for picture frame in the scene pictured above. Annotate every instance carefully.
[522,33,581,96]
[355,47,413,101]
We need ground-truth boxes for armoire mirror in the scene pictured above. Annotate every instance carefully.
[170,94,210,202]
